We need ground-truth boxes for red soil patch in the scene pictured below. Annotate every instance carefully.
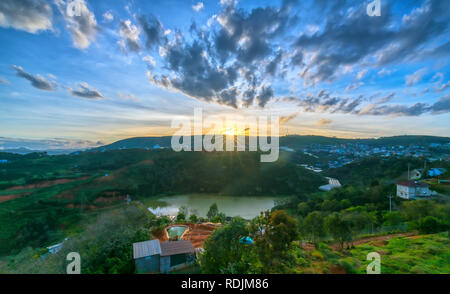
[155,223,219,248]
[54,191,75,200]
[328,232,417,251]
[407,235,424,240]
[95,196,123,204]
[181,223,219,248]
[65,203,97,210]
[0,192,31,203]
[301,232,418,251]
[7,176,89,191]
[329,265,347,274]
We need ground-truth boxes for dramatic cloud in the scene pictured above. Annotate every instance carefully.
[294,0,449,83]
[192,2,204,12]
[70,82,103,99]
[0,0,52,33]
[12,65,55,91]
[283,88,450,117]
[139,1,295,108]
[55,0,99,49]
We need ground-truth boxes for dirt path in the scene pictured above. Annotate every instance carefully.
[302,232,418,251]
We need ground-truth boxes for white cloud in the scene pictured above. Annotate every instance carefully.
[405,68,427,86]
[118,19,141,52]
[55,0,98,49]
[192,2,204,12]
[0,76,10,85]
[103,11,114,22]
[356,69,368,80]
[142,55,156,67]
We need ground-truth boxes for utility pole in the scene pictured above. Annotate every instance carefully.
[388,194,393,212]
[408,163,410,181]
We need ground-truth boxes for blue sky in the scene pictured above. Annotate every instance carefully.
[0,0,449,149]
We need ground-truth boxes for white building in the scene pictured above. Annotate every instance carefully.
[396,181,431,199]
[319,177,342,191]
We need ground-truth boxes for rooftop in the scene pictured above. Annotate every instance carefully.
[133,239,161,259]
[160,240,195,257]
[397,181,430,188]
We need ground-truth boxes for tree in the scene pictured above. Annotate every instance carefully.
[189,214,198,223]
[207,203,219,220]
[212,212,226,223]
[344,211,374,246]
[297,202,310,216]
[382,211,404,226]
[325,213,352,250]
[266,210,299,251]
[418,216,442,234]
[199,217,250,274]
[302,211,325,247]
[176,212,186,222]
[179,206,189,217]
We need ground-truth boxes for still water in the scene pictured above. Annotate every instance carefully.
[148,194,285,220]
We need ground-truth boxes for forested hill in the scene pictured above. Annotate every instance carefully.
[93,135,450,151]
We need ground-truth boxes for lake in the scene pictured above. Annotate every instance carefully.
[148,194,286,220]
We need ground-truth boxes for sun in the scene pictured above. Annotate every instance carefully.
[223,127,237,136]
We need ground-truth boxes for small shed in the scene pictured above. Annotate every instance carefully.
[133,239,195,273]
[133,240,161,273]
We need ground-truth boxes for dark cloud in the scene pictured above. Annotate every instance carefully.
[283,89,450,117]
[430,95,450,114]
[0,0,52,33]
[294,0,449,83]
[137,1,296,108]
[257,86,274,107]
[12,65,54,91]
[139,14,165,49]
[135,0,448,112]
[70,82,103,99]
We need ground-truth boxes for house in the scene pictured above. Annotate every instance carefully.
[428,168,447,177]
[396,181,431,199]
[133,240,195,273]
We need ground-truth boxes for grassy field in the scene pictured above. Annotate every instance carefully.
[297,232,450,274]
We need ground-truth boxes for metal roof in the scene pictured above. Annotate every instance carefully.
[160,240,195,257]
[397,181,429,188]
[133,240,161,259]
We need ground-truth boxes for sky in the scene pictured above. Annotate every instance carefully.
[0,0,449,149]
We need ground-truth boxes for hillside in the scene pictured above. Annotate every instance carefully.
[92,135,450,152]
[0,148,325,256]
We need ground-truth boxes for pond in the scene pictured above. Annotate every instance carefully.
[148,194,287,220]
[167,226,187,238]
